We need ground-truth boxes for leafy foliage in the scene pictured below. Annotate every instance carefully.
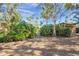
[0,21,37,42]
[56,25,72,37]
[24,23,37,38]
[40,24,53,36]
[64,3,74,10]
[40,24,72,37]
[41,4,53,19]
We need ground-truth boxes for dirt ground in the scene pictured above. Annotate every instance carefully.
[0,35,79,56]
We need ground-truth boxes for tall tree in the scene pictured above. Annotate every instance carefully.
[41,3,62,36]
[64,3,79,35]
[5,3,20,32]
[0,3,21,34]
[41,3,53,24]
[64,3,79,23]
[63,3,76,28]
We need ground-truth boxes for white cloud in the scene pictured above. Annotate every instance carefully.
[18,9,34,15]
[31,4,39,7]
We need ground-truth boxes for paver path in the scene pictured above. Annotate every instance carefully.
[0,36,79,56]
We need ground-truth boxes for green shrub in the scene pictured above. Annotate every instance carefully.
[63,28,72,37]
[56,27,63,36]
[4,22,37,42]
[6,30,30,41]
[56,26,72,37]
[0,31,9,43]
[25,23,37,38]
[0,21,37,42]
[0,32,13,42]
[4,23,29,41]
[40,24,53,36]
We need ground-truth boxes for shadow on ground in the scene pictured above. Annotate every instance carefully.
[0,36,79,56]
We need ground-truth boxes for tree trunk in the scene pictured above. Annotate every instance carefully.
[64,17,68,28]
[53,21,56,36]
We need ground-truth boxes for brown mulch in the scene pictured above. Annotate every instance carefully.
[0,36,79,56]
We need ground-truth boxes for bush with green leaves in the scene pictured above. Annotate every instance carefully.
[8,22,37,40]
[0,32,6,43]
[24,23,37,38]
[40,24,72,37]
[63,28,72,37]
[0,31,10,43]
[56,25,72,37]
[40,24,53,36]
[0,21,37,42]
[56,24,63,36]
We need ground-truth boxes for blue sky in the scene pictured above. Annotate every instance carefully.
[17,3,45,25]
[17,4,41,20]
[16,3,78,24]
[1,3,79,25]
[17,3,63,24]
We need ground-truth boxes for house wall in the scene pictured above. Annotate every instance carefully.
[72,26,77,33]
[66,24,77,33]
